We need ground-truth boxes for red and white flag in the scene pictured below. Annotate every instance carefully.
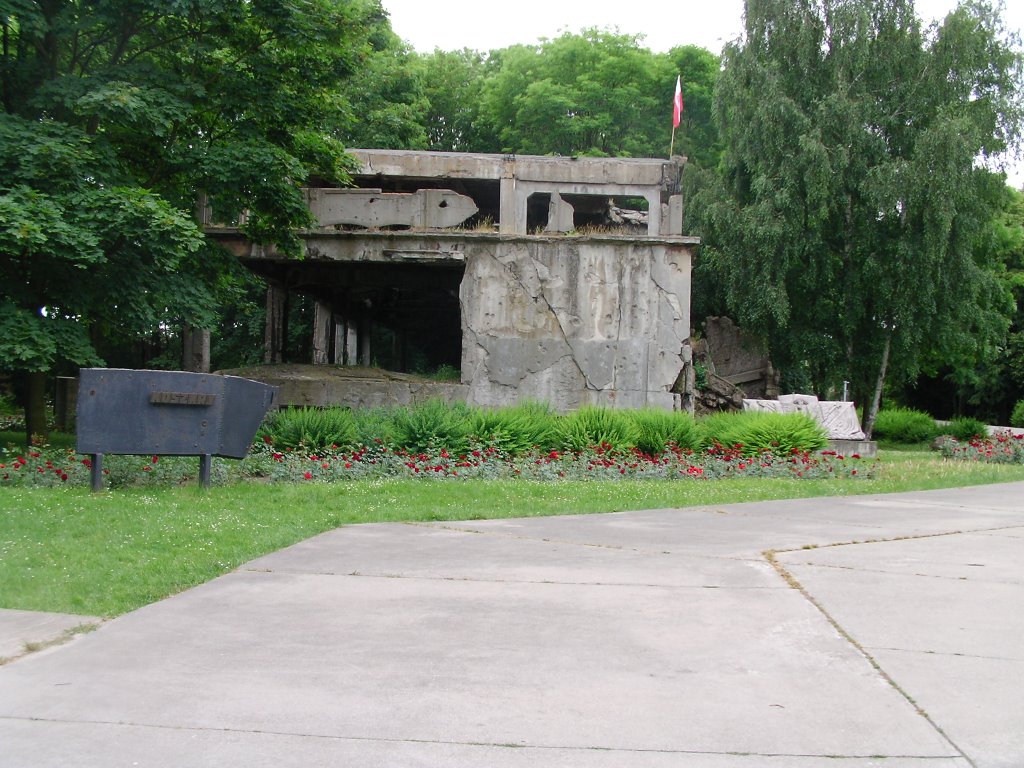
[672,75,684,128]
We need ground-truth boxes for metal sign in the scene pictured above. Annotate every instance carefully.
[76,369,277,489]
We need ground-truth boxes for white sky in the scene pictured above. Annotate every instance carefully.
[382,0,1023,186]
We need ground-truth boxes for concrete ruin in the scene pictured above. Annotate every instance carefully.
[207,150,698,411]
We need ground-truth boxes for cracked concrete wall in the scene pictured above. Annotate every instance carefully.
[460,239,692,411]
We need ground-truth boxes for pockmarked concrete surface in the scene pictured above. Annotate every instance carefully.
[1,482,1022,767]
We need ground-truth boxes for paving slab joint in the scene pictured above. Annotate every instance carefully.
[763,548,977,768]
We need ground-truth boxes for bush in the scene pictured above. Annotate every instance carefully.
[557,406,638,452]
[259,407,359,451]
[1011,400,1024,428]
[352,407,398,447]
[470,401,560,455]
[390,399,472,455]
[943,417,989,442]
[699,411,827,455]
[628,408,701,455]
[872,408,939,444]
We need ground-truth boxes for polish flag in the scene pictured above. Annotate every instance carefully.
[673,75,684,128]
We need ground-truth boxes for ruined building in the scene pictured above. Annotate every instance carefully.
[207,150,699,411]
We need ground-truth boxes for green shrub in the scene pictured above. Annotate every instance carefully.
[943,417,989,442]
[699,411,827,455]
[628,408,701,455]
[390,399,472,455]
[427,364,461,382]
[260,407,358,451]
[470,401,560,455]
[872,407,938,444]
[351,407,398,447]
[1011,400,1024,429]
[557,406,638,452]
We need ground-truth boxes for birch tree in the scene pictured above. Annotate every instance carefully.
[691,0,1022,434]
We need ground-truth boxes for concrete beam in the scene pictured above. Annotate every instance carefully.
[348,149,676,188]
[304,188,478,229]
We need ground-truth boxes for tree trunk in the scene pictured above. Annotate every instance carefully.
[24,371,49,446]
[862,332,892,439]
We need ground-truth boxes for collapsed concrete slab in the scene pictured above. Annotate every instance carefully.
[206,150,697,412]
[304,188,478,229]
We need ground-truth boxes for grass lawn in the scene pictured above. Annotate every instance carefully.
[2,449,1023,618]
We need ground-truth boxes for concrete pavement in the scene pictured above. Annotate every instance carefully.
[1,482,1022,767]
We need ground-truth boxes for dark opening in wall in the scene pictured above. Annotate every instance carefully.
[244,257,465,378]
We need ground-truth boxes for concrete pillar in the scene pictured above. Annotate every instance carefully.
[499,156,518,233]
[665,195,684,235]
[545,192,575,233]
[264,285,286,364]
[331,321,344,364]
[182,324,210,373]
[345,321,358,365]
[645,192,662,236]
[312,300,332,365]
[358,315,372,367]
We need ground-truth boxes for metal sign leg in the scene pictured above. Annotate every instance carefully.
[90,453,104,492]
[198,454,212,488]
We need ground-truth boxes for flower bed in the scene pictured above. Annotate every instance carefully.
[938,432,1024,464]
[0,440,874,488]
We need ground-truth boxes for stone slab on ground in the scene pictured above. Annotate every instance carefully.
[0,609,101,662]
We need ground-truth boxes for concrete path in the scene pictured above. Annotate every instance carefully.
[1,483,1022,767]
[0,609,101,663]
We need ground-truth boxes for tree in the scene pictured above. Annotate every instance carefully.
[666,45,723,170]
[416,48,488,152]
[690,0,1022,434]
[1,0,384,440]
[334,22,429,150]
[475,30,678,157]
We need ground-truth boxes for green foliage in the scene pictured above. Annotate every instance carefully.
[390,399,472,455]
[942,417,989,443]
[872,408,939,444]
[473,30,719,159]
[557,406,638,452]
[0,0,385,384]
[691,0,1023,424]
[1011,399,1024,428]
[469,402,560,454]
[699,412,828,456]
[427,364,461,382]
[259,407,358,452]
[627,408,701,455]
[416,49,488,152]
[351,407,399,447]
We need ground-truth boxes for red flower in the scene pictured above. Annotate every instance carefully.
[152,456,159,463]
[303,472,313,480]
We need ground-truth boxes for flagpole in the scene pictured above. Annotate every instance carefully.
[669,125,677,158]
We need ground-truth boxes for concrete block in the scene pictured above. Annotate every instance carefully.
[304,188,478,229]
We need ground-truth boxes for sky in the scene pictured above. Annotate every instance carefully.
[381,0,1023,186]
